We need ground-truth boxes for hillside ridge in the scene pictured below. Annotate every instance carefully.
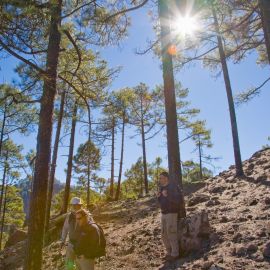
[1,148,270,269]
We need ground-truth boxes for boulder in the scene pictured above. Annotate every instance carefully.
[235,245,247,257]
[187,194,210,206]
[220,216,229,223]
[247,163,255,171]
[263,241,270,258]
[255,175,268,183]
[209,186,226,194]
[248,198,259,206]
[247,243,258,253]
[265,197,270,205]
[178,210,210,255]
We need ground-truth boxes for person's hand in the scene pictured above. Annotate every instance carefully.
[60,241,65,249]
[156,191,161,198]
[161,190,168,197]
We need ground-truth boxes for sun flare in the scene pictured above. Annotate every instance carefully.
[172,15,199,37]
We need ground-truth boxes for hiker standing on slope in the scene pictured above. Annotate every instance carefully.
[73,209,105,270]
[61,197,92,269]
[157,171,180,262]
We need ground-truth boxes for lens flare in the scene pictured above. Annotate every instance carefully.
[168,45,177,56]
[172,15,199,37]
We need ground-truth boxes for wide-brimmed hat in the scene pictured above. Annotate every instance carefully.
[70,197,83,205]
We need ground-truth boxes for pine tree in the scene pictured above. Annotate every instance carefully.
[73,141,101,208]
[129,83,159,195]
[111,89,134,201]
[0,140,24,249]
[1,1,150,267]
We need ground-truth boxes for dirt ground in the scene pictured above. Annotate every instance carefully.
[1,148,270,270]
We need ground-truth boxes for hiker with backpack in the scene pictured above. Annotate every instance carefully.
[73,209,106,270]
[60,197,93,269]
[157,171,180,262]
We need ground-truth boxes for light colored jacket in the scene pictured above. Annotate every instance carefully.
[61,210,94,243]
[61,212,76,243]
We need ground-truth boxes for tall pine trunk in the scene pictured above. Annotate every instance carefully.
[198,135,203,181]
[86,163,91,209]
[212,5,244,177]
[0,102,7,156]
[259,0,270,64]
[45,89,66,231]
[24,1,62,268]
[115,114,125,201]
[140,166,143,196]
[86,104,91,209]
[140,111,148,194]
[110,117,115,198]
[0,155,8,217]
[86,168,91,208]
[86,170,91,208]
[158,0,186,218]
[61,101,78,214]
[0,184,8,250]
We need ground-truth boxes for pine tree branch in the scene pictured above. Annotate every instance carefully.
[61,1,96,19]
[63,30,81,75]
[175,45,218,68]
[104,0,149,22]
[218,4,259,36]
[135,39,160,55]
[236,76,270,105]
[145,125,165,141]
[0,39,46,74]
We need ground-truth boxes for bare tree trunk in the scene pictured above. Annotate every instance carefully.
[45,89,66,231]
[140,99,148,194]
[124,183,128,194]
[110,117,115,198]
[259,0,270,64]
[0,155,8,217]
[86,168,91,209]
[86,105,91,209]
[141,125,148,194]
[61,101,78,214]
[0,184,8,250]
[212,5,244,177]
[0,102,7,156]
[140,165,143,196]
[156,165,160,191]
[24,2,62,268]
[158,0,186,218]
[198,135,203,181]
[115,114,125,201]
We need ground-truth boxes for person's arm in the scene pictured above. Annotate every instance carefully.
[157,187,162,203]
[61,214,69,243]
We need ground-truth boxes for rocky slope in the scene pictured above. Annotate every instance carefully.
[1,148,270,270]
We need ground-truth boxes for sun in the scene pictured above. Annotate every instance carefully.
[172,15,199,37]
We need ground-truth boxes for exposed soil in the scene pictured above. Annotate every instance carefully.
[1,148,270,270]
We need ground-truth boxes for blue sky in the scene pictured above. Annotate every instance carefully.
[1,5,270,186]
